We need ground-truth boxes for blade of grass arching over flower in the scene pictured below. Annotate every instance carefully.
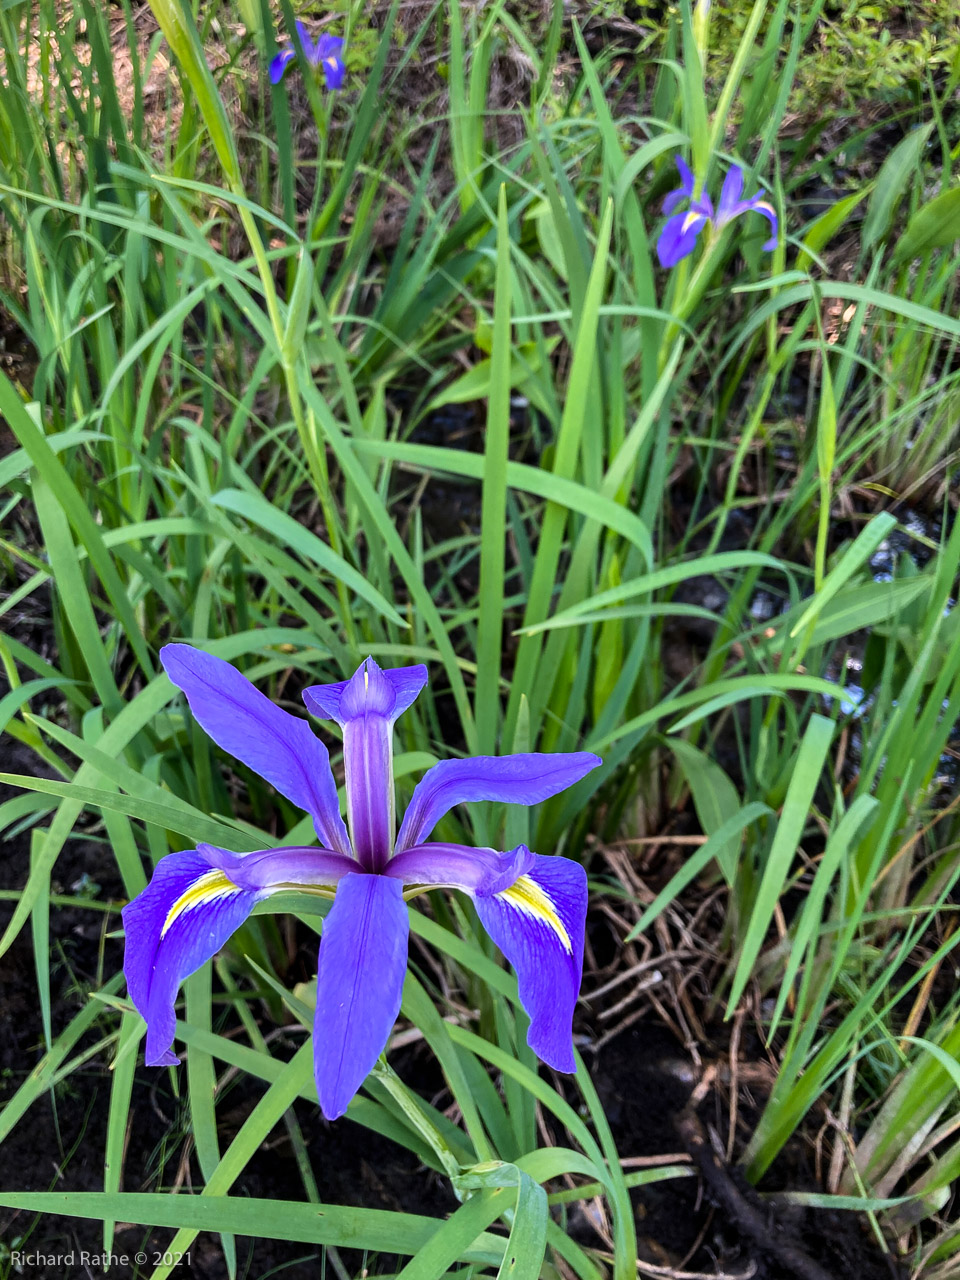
[727,713,835,1014]
[15,716,263,853]
[475,187,512,756]
[504,201,614,746]
[0,774,264,852]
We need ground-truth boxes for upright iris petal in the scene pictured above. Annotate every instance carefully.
[123,649,601,1120]
[304,658,428,872]
[395,752,601,852]
[161,644,352,857]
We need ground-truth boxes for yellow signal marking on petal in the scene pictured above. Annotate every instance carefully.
[161,869,242,939]
[500,875,572,954]
[681,210,703,234]
[753,200,775,215]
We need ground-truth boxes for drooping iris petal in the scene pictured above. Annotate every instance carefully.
[395,752,601,853]
[161,645,351,858]
[656,209,709,268]
[320,55,346,90]
[268,47,296,84]
[473,849,587,1072]
[744,196,779,249]
[384,840,586,1071]
[315,34,346,89]
[313,873,410,1120]
[716,164,745,223]
[122,848,262,1066]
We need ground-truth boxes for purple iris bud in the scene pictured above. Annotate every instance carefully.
[269,22,345,90]
[122,648,600,1120]
[656,157,778,268]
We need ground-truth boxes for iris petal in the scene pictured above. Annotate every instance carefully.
[306,659,429,871]
[294,21,317,62]
[662,156,696,216]
[656,210,708,267]
[395,752,601,853]
[473,850,587,1072]
[161,645,351,857]
[746,197,779,249]
[383,840,585,1071]
[197,843,357,892]
[268,48,295,84]
[122,848,261,1066]
[674,155,696,196]
[383,841,534,893]
[303,659,427,724]
[313,873,410,1120]
[716,164,745,223]
[315,33,345,59]
[321,57,346,91]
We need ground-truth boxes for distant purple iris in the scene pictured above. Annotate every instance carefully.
[657,156,778,268]
[269,22,345,89]
[122,648,599,1120]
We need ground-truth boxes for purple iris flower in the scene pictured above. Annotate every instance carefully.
[657,156,778,268]
[269,22,345,89]
[122,647,600,1120]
